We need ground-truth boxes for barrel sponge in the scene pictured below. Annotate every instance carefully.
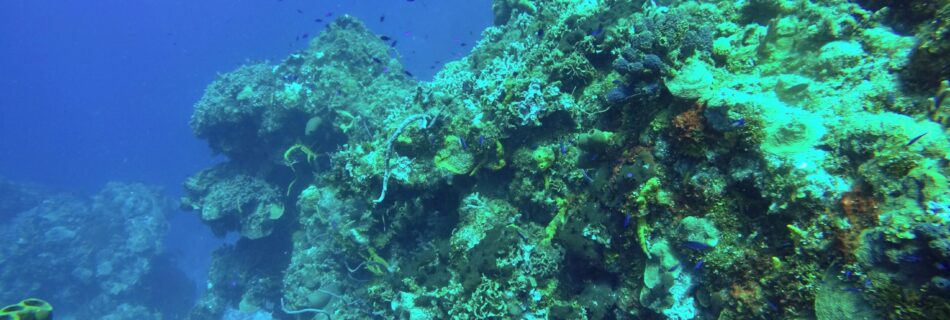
[0,298,52,320]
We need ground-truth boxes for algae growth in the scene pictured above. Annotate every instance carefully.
[182,1,950,319]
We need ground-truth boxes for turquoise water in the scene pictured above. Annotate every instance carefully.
[3,1,950,319]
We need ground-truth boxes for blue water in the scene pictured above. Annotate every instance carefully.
[0,1,490,317]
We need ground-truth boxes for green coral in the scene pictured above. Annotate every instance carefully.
[434,135,475,175]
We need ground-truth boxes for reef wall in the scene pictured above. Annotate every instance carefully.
[183,1,950,319]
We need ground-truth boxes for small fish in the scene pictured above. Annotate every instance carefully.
[515,230,528,241]
[379,15,385,22]
[626,172,634,178]
[766,301,779,311]
[683,241,712,251]
[296,9,303,14]
[842,287,862,293]
[478,135,485,147]
[591,24,604,37]
[537,28,545,39]
[863,278,872,288]
[301,33,309,39]
[693,259,704,270]
[559,140,567,155]
[667,263,679,272]
[458,136,468,149]
[623,212,632,228]
[731,118,746,127]
[372,57,382,64]
[380,35,392,41]
[325,12,333,17]
[612,79,622,85]
[403,70,413,77]
[581,169,594,183]
[391,40,398,47]
[906,132,927,146]
[315,18,323,23]
[902,254,922,263]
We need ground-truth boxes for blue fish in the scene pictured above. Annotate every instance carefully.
[478,135,485,147]
[581,169,594,183]
[693,259,704,270]
[591,24,604,37]
[560,140,567,155]
[863,278,872,288]
[667,263,679,272]
[731,118,746,127]
[623,212,632,228]
[458,136,468,150]
[683,241,712,251]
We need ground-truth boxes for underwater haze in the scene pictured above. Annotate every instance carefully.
[3,0,950,319]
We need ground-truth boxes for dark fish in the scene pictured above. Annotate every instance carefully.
[458,136,468,149]
[559,140,567,155]
[906,132,927,146]
[296,9,303,14]
[478,135,485,147]
[842,287,862,293]
[380,15,385,22]
[515,230,528,241]
[391,40,398,47]
[581,169,594,183]
[537,28,545,39]
[591,24,604,37]
[325,12,333,17]
[623,213,632,228]
[667,263,679,272]
[731,118,746,127]
[693,259,705,270]
[372,57,382,64]
[301,33,309,39]
[460,42,467,47]
[844,270,853,279]
[403,70,413,77]
[612,79,622,85]
[380,35,392,41]
[863,278,872,288]
[315,18,323,23]
[683,241,712,251]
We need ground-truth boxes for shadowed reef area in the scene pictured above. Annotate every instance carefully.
[179,1,950,319]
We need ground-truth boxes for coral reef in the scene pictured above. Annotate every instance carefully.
[0,181,191,319]
[182,1,950,319]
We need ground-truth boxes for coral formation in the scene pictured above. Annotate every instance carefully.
[181,1,950,319]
